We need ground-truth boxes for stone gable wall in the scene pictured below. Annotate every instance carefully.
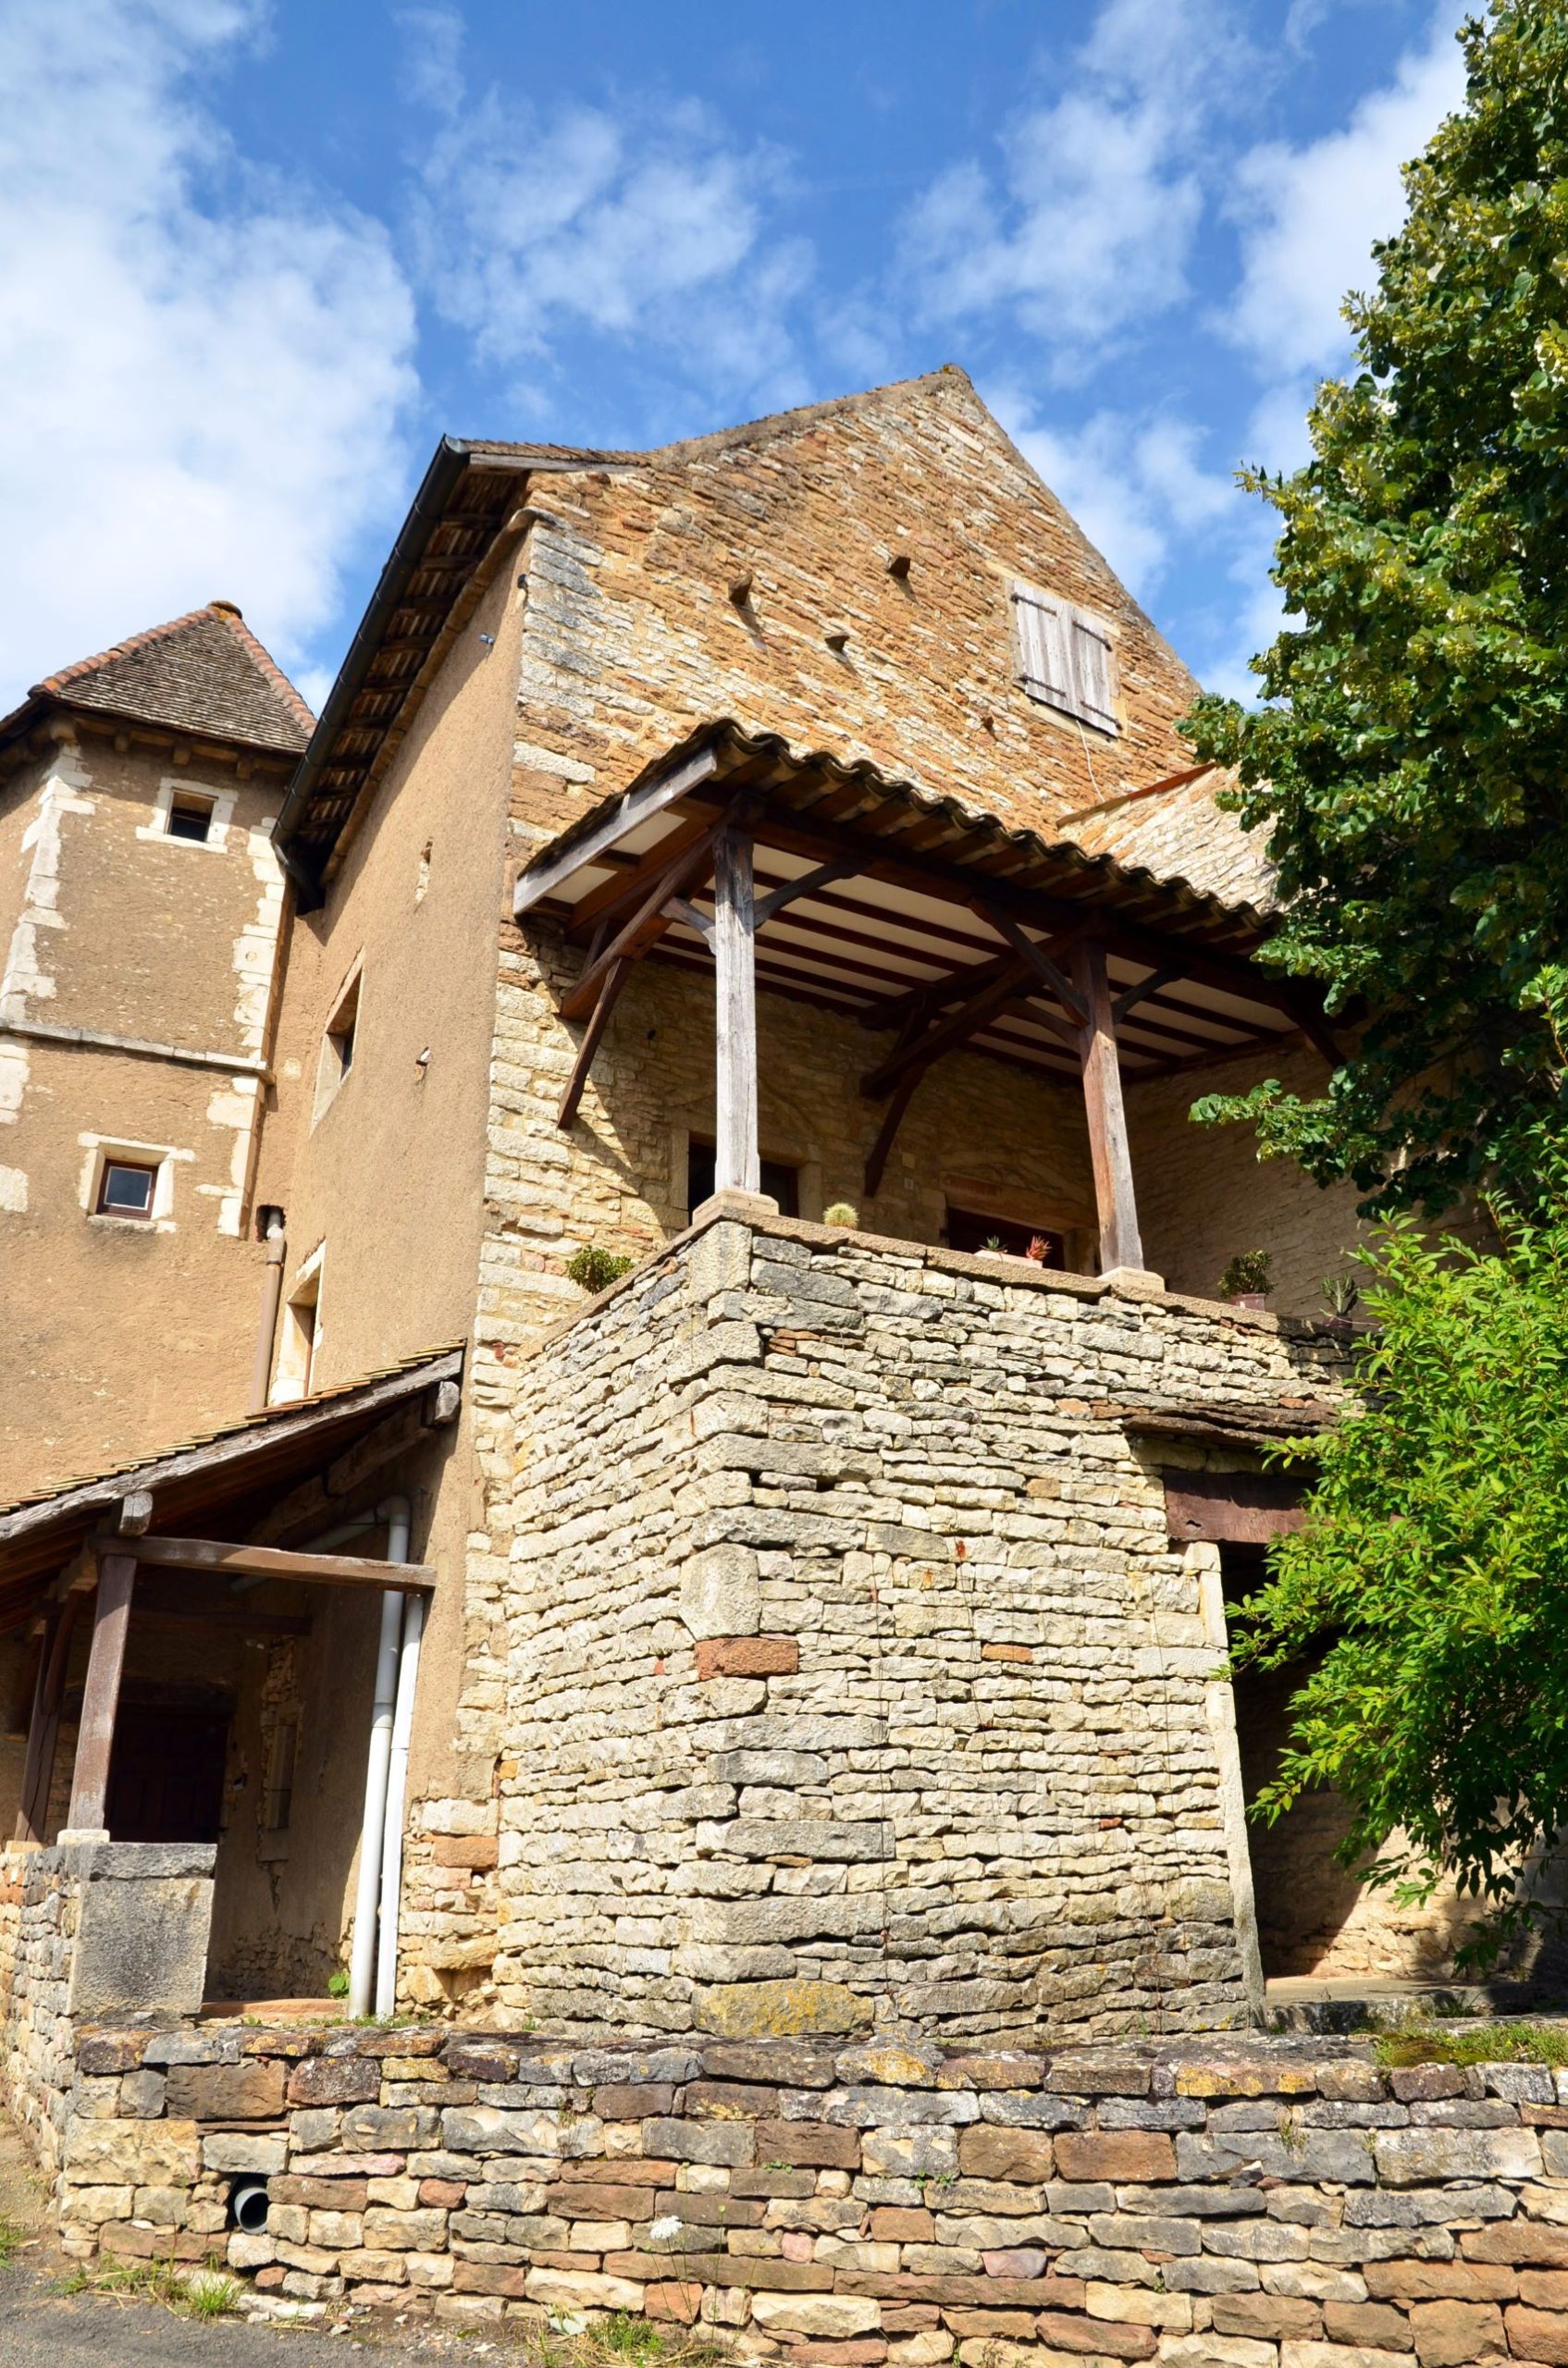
[493,1208,1350,2043]
[31,2016,1568,2367]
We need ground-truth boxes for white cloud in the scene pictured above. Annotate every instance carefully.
[1227,6,1469,378]
[900,0,1251,376]
[403,8,813,413]
[0,0,417,713]
[994,393,1238,601]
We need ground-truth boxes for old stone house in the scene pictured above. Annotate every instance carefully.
[0,370,1459,2101]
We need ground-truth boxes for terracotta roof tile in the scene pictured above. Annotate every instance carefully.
[31,600,313,754]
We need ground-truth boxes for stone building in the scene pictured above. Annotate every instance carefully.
[0,371,1461,2088]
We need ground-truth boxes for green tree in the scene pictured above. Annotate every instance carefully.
[1238,1182,1568,1961]
[1188,1,1568,1216]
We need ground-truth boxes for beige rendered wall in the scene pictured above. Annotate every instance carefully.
[0,728,290,1500]
[248,561,524,1986]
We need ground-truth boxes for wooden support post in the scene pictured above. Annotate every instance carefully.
[66,1552,136,1835]
[1072,937,1145,1275]
[13,1613,56,1844]
[16,1596,79,1844]
[713,829,759,1194]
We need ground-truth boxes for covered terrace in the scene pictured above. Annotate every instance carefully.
[513,720,1335,1278]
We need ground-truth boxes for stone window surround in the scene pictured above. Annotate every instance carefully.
[76,1131,189,1234]
[135,775,237,854]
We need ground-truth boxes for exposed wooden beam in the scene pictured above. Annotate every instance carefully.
[713,831,760,1194]
[67,1552,136,1833]
[861,958,1030,1098]
[977,907,1090,1023]
[1113,966,1181,1023]
[861,953,1015,1033]
[557,956,630,1128]
[130,1537,433,1591]
[864,1063,923,1198]
[753,857,863,928]
[512,744,721,918]
[663,896,714,944]
[560,826,722,1021]
[1072,939,1143,1274]
[566,812,718,938]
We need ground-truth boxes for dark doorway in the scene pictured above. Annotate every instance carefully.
[686,1138,800,1219]
[1222,1543,1362,1977]
[106,1700,230,1843]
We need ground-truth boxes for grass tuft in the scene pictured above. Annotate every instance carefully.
[1373,2019,1568,2068]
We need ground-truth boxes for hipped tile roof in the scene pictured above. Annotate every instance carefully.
[24,600,313,755]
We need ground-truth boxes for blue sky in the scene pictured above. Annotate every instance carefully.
[0,0,1470,722]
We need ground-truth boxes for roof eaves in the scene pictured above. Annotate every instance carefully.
[0,1344,463,1540]
[271,438,533,905]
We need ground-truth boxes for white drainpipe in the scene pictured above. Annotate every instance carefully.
[376,1588,426,2019]
[346,1497,411,2020]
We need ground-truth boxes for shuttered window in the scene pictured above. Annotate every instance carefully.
[1011,581,1119,735]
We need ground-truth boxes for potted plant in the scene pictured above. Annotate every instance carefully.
[1217,1250,1273,1310]
[566,1244,633,1294]
[823,1202,858,1228]
[1319,1272,1360,1335]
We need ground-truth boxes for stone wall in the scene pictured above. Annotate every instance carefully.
[0,1840,216,2177]
[496,1204,1350,2043]
[38,2016,1568,2366]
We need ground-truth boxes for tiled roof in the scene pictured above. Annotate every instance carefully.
[1058,764,1277,915]
[28,600,313,754]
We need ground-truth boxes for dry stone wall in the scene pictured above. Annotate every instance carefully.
[33,2016,1568,2367]
[496,1206,1348,2044]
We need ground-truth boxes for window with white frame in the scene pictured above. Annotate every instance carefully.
[272,1248,324,1401]
[313,966,362,1124]
[81,1137,181,1228]
[1010,580,1119,735]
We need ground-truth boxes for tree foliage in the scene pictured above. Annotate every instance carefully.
[1187,2,1568,1215]
[1237,1184,1568,1961]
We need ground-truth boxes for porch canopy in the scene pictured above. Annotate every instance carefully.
[513,720,1333,1274]
[0,1348,460,1850]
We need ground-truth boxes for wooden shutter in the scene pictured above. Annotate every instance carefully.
[1011,583,1075,709]
[1012,579,1119,736]
[1068,609,1117,735]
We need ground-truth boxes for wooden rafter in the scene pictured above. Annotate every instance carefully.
[861,957,1031,1098]
[561,826,722,1021]
[130,1536,433,1590]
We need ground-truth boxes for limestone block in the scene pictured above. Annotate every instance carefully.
[67,1848,216,2020]
[680,1544,760,1639]
[696,1980,870,2038]
[751,2293,883,2336]
[166,2059,286,2121]
[202,2133,288,2176]
[63,2116,201,2186]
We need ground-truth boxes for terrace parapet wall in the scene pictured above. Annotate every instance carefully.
[31,2020,1568,2365]
[496,1206,1351,2044]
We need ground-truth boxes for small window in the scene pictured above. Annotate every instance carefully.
[686,1138,799,1221]
[314,969,361,1121]
[1011,580,1118,735]
[166,791,216,844]
[945,1206,1065,1265]
[96,1159,158,1219]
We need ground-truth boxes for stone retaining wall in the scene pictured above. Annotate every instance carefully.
[499,1207,1349,2041]
[39,2022,1568,2363]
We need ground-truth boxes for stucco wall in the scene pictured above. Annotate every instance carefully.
[0,725,290,1499]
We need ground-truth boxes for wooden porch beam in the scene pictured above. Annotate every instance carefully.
[130,1536,433,1590]
[565,812,719,939]
[557,956,629,1128]
[977,907,1090,1023]
[512,742,721,918]
[864,1066,923,1198]
[753,857,863,929]
[66,1552,136,1833]
[861,957,1030,1098]
[560,826,722,1021]
[713,830,760,1194]
[1113,966,1181,1023]
[1072,939,1143,1275]
[860,953,1016,1033]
